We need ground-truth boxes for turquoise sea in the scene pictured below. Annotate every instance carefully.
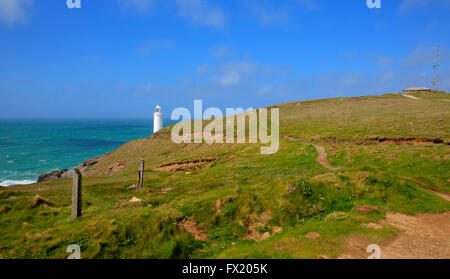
[0,119,172,186]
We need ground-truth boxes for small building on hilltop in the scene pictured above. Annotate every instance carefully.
[402,87,431,95]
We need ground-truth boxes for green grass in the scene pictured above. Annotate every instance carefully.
[407,91,450,100]
[0,92,449,259]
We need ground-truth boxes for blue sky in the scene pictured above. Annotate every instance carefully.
[0,0,449,118]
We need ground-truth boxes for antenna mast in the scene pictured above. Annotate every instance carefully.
[432,45,440,90]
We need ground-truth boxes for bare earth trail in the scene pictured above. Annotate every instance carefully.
[283,136,450,259]
[403,94,450,102]
[430,190,450,202]
[403,94,421,100]
[283,136,339,171]
[382,212,450,259]
[340,189,450,259]
[311,144,339,171]
[340,212,450,259]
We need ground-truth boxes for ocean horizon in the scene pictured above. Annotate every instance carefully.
[0,119,174,187]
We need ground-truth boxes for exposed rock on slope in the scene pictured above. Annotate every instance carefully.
[76,153,111,175]
[37,169,72,183]
[37,152,111,183]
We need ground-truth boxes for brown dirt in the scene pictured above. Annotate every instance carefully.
[366,136,446,145]
[215,199,222,212]
[312,144,339,171]
[283,136,339,171]
[273,237,296,251]
[403,94,421,100]
[178,219,207,241]
[305,232,320,239]
[78,152,111,176]
[31,195,53,208]
[154,157,217,172]
[381,212,450,259]
[361,223,383,229]
[341,212,450,259]
[429,190,450,202]
[25,231,50,240]
[242,212,283,242]
[352,205,379,213]
[283,135,299,142]
[106,160,127,176]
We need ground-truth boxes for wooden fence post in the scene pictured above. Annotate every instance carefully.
[138,159,144,190]
[72,168,82,220]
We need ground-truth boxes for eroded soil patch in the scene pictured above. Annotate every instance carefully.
[366,136,446,145]
[154,157,217,172]
[178,219,207,241]
[106,160,127,176]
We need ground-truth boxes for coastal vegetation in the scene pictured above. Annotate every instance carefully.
[0,92,449,259]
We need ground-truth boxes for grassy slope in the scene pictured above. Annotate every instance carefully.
[0,92,449,259]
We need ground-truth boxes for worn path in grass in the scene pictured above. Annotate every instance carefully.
[284,136,339,171]
[382,212,450,259]
[403,93,450,102]
[403,94,421,100]
[430,190,450,202]
[311,144,339,171]
[341,212,450,259]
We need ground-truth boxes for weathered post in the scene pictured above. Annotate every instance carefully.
[138,159,145,190]
[72,168,82,220]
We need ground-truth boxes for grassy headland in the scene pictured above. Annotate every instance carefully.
[0,92,449,259]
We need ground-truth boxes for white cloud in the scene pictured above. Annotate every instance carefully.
[297,0,319,11]
[254,6,288,25]
[138,83,153,92]
[211,71,241,86]
[0,0,33,24]
[338,51,358,63]
[401,46,445,68]
[196,64,210,75]
[211,46,232,59]
[376,56,396,68]
[207,60,281,89]
[397,0,431,13]
[132,82,153,97]
[246,0,289,25]
[118,0,156,13]
[176,0,226,29]
[220,62,258,75]
[397,0,450,13]
[258,85,273,95]
[338,72,364,87]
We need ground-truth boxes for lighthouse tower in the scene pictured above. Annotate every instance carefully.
[153,105,163,133]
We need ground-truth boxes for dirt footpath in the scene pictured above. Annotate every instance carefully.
[403,94,421,100]
[312,144,339,171]
[381,212,450,259]
[341,212,450,259]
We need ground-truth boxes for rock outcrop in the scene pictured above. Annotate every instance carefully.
[37,152,110,183]
[76,153,110,175]
[37,169,72,183]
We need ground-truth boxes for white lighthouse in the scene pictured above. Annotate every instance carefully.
[153,105,163,133]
